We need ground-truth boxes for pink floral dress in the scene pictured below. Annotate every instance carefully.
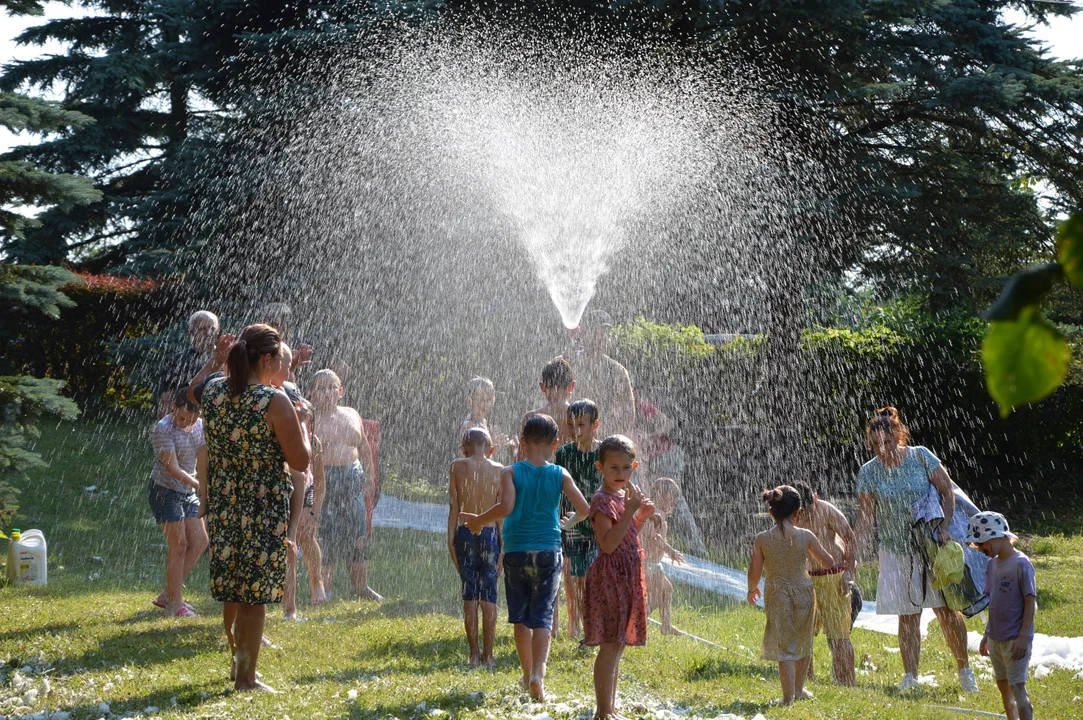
[203,379,292,604]
[583,490,647,646]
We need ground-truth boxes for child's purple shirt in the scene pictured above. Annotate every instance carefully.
[985,551,1037,641]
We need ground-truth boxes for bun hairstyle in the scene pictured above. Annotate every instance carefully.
[865,405,910,448]
[762,485,802,525]
[226,323,281,396]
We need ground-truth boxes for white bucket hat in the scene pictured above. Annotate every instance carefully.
[966,511,1017,545]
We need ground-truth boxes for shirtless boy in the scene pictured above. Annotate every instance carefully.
[521,359,576,452]
[642,477,685,634]
[448,428,504,667]
[310,369,380,601]
[794,481,857,686]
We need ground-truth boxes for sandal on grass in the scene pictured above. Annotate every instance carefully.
[153,598,194,611]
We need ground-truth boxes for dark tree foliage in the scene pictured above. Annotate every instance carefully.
[0,93,100,244]
[621,0,1083,312]
[1,0,1080,319]
[1,0,47,15]
[0,0,439,271]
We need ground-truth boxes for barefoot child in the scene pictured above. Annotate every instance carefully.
[464,415,590,701]
[448,428,504,667]
[280,382,327,618]
[747,485,837,705]
[793,481,857,686]
[969,512,1036,720]
[310,369,380,600]
[521,359,577,636]
[642,477,685,635]
[582,435,655,719]
[149,390,209,617]
[555,399,603,640]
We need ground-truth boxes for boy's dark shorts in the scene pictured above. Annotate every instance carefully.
[561,535,597,578]
[504,550,563,630]
[148,482,201,524]
[303,483,314,509]
[454,525,499,604]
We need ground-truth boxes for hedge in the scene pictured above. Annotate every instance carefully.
[0,272,168,410]
[608,313,1083,544]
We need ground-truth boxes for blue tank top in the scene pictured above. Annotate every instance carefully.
[502,460,564,553]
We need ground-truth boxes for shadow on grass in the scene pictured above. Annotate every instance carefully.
[335,689,487,719]
[52,622,216,675]
[0,621,82,642]
[61,683,230,717]
[717,700,777,717]
[686,657,778,682]
[117,608,176,625]
[292,633,521,686]
[288,598,456,626]
[374,598,458,619]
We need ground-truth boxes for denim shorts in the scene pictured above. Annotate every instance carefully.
[454,526,499,603]
[148,482,201,524]
[504,550,563,630]
[562,535,598,578]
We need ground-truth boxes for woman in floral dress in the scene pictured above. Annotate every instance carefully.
[193,323,310,692]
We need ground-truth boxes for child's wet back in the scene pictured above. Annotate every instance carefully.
[448,428,505,667]
[453,458,503,522]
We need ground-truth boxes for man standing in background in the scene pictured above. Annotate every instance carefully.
[564,310,635,438]
[158,310,218,416]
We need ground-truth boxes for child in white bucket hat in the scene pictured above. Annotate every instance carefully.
[967,511,1035,720]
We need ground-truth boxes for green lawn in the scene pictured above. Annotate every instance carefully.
[2,420,1082,719]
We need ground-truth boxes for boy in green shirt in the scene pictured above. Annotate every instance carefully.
[555,399,603,640]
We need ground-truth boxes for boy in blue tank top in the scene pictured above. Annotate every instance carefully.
[464,414,590,702]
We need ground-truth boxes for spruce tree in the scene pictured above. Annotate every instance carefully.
[0,0,192,269]
[0,93,100,247]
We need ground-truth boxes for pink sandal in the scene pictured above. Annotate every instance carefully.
[153,598,194,611]
[173,605,197,618]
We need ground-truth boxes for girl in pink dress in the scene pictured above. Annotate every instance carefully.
[583,435,655,719]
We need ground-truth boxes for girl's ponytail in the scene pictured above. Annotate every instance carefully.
[226,324,281,396]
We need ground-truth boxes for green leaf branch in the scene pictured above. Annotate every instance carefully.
[982,211,1083,417]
